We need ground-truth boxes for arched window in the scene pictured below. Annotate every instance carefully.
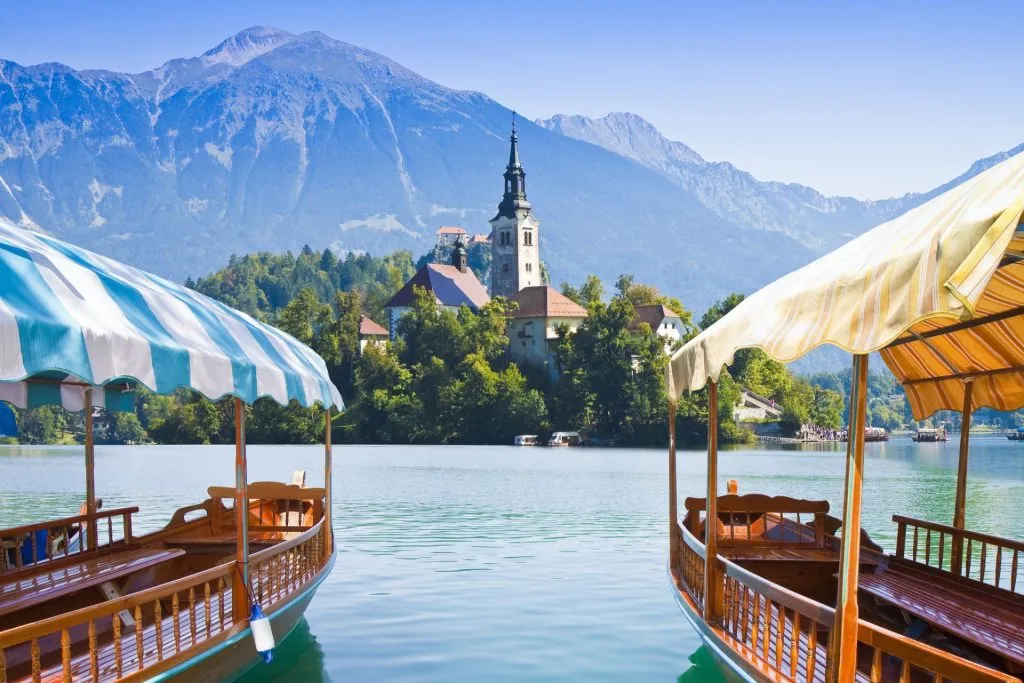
[502,263,510,273]
[526,263,532,272]
[523,231,532,246]
[506,180,511,193]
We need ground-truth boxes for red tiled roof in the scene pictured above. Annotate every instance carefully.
[359,315,388,337]
[385,263,491,310]
[510,286,588,319]
[470,233,491,244]
[630,304,681,330]
[437,226,466,235]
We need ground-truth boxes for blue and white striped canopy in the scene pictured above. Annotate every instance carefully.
[0,218,343,411]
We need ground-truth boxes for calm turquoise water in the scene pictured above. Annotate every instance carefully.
[1,438,1023,682]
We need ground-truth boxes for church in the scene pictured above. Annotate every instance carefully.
[386,120,586,354]
[489,119,543,297]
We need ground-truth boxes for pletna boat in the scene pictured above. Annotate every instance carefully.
[1007,427,1024,441]
[912,427,948,442]
[547,431,582,447]
[665,151,1024,681]
[0,218,343,682]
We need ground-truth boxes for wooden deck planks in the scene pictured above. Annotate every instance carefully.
[860,566,1024,668]
[0,549,184,617]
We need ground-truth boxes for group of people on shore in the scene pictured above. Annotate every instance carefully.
[798,424,843,442]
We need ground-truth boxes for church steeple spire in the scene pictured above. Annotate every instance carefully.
[498,112,530,218]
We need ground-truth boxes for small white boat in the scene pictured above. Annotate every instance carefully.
[547,431,582,447]
[513,434,538,446]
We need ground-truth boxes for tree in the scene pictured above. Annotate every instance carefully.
[17,405,69,444]
[107,412,146,444]
[562,275,605,308]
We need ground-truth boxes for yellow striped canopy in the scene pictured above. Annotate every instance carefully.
[668,150,1024,419]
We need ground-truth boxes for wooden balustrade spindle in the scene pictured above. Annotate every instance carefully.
[1012,551,1019,592]
[204,582,212,634]
[61,629,71,682]
[189,587,197,645]
[870,648,882,682]
[913,526,919,562]
[107,516,113,545]
[790,612,800,678]
[89,619,99,680]
[0,646,6,683]
[761,600,771,661]
[980,543,987,583]
[966,538,973,578]
[925,528,932,565]
[155,600,164,659]
[996,547,1003,588]
[938,531,944,570]
[124,512,133,544]
[172,592,181,652]
[900,659,911,683]
[29,532,38,565]
[31,638,40,683]
[751,595,761,652]
[113,612,123,678]
[134,606,144,670]
[896,521,906,558]
[218,576,227,626]
[807,625,818,680]
[774,604,784,668]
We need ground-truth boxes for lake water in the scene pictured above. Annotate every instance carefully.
[2,437,1023,682]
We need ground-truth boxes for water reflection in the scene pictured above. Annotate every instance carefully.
[236,619,329,683]
[677,646,732,683]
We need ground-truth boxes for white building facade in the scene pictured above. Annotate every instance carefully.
[490,122,542,298]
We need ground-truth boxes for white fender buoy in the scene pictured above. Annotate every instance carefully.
[250,602,275,663]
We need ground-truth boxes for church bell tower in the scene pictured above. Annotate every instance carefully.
[489,116,541,298]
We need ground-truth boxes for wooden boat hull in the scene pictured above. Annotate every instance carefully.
[151,550,336,682]
[668,564,761,683]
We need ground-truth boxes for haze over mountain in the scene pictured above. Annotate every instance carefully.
[0,27,1020,313]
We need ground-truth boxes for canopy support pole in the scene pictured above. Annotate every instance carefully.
[232,398,250,623]
[951,380,973,575]
[84,389,98,552]
[703,381,722,623]
[827,354,868,683]
[324,408,333,560]
[668,400,678,571]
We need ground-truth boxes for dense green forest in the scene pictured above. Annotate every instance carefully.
[5,245,1019,447]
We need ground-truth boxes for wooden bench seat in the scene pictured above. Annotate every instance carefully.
[0,548,184,617]
[860,564,1024,669]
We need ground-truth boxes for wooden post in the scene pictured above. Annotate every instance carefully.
[84,389,98,551]
[668,400,679,570]
[324,407,333,559]
[232,398,250,623]
[951,380,973,575]
[703,381,722,622]
[827,354,868,683]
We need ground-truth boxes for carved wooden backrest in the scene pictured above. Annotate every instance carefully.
[683,494,830,547]
[207,482,326,531]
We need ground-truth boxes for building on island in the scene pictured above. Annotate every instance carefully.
[470,233,491,245]
[384,237,491,339]
[490,120,542,298]
[435,226,467,246]
[630,304,687,351]
[358,315,389,353]
[508,285,588,380]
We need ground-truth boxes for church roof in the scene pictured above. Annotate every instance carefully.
[359,315,389,337]
[385,263,491,311]
[510,286,588,319]
[631,304,682,330]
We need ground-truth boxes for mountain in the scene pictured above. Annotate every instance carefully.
[0,28,1019,316]
[536,112,932,253]
[0,27,816,311]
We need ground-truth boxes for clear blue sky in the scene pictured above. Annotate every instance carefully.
[2,0,1022,199]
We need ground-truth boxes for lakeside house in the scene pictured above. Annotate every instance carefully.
[384,238,491,339]
[508,285,588,379]
[630,304,687,350]
[435,225,466,247]
[358,315,389,353]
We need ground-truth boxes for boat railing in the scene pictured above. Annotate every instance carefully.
[0,507,137,575]
[894,515,1024,594]
[0,519,329,682]
[677,523,1015,682]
